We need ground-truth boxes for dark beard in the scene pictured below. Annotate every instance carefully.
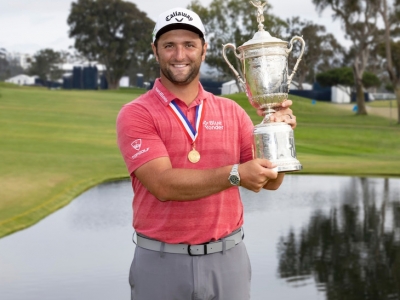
[157,48,204,85]
[160,64,200,85]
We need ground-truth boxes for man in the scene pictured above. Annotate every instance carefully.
[116,7,297,300]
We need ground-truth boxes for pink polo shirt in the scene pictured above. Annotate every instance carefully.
[116,79,254,244]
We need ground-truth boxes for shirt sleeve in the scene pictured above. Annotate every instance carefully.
[238,106,255,163]
[116,102,169,175]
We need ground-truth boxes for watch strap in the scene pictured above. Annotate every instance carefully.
[229,164,240,186]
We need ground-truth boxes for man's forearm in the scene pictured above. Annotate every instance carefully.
[141,165,234,201]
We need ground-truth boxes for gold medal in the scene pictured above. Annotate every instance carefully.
[188,149,200,163]
[168,100,205,164]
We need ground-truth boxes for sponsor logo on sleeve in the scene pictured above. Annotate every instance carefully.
[131,139,142,151]
[131,139,149,159]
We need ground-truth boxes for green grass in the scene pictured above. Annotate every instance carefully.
[226,93,400,176]
[0,84,138,237]
[0,83,399,238]
[369,99,398,108]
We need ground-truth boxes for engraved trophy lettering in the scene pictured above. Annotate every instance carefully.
[222,0,305,172]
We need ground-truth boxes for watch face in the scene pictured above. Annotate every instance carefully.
[229,175,240,186]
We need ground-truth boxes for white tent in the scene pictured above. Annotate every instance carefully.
[331,85,351,103]
[119,76,129,87]
[221,80,239,95]
[289,81,312,90]
[5,74,36,86]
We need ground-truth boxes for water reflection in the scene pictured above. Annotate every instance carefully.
[0,181,134,300]
[277,178,400,300]
[0,176,399,300]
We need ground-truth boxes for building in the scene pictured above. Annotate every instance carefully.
[62,63,108,90]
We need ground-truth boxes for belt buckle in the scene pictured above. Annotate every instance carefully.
[187,244,207,256]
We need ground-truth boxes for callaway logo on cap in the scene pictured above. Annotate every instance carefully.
[152,7,206,42]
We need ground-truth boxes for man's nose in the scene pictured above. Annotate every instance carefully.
[174,46,185,60]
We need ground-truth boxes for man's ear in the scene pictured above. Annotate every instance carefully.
[202,42,208,61]
[151,43,159,62]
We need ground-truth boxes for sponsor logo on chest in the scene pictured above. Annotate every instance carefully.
[203,120,224,130]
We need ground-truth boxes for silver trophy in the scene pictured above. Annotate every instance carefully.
[222,0,305,172]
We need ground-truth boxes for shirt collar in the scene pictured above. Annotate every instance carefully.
[152,78,208,107]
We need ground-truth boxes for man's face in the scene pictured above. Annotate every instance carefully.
[152,29,207,86]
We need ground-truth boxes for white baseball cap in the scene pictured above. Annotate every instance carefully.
[152,7,206,42]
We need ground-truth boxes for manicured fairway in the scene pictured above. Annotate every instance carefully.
[0,83,399,238]
[0,84,138,237]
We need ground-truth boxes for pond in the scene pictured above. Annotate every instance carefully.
[1,175,400,300]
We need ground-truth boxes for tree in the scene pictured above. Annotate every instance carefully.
[28,49,66,83]
[362,71,382,89]
[284,17,345,89]
[316,67,354,87]
[0,57,9,80]
[278,178,400,300]
[0,57,24,81]
[312,0,381,115]
[376,0,400,124]
[377,41,400,90]
[187,0,286,84]
[67,0,154,89]
[316,67,381,92]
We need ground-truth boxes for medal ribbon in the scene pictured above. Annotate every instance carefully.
[168,100,205,145]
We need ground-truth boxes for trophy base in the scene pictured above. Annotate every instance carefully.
[253,122,302,173]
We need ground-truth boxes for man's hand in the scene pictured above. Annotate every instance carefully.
[238,159,284,192]
[257,99,297,129]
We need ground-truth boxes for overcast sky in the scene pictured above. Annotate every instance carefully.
[0,0,348,55]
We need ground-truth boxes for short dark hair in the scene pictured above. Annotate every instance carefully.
[153,35,206,49]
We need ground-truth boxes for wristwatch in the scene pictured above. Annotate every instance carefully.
[228,164,240,186]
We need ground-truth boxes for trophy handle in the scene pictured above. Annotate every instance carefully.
[222,43,247,92]
[286,36,305,87]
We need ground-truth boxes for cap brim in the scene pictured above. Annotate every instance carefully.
[155,23,204,41]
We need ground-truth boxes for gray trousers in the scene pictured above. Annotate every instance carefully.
[129,242,251,300]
